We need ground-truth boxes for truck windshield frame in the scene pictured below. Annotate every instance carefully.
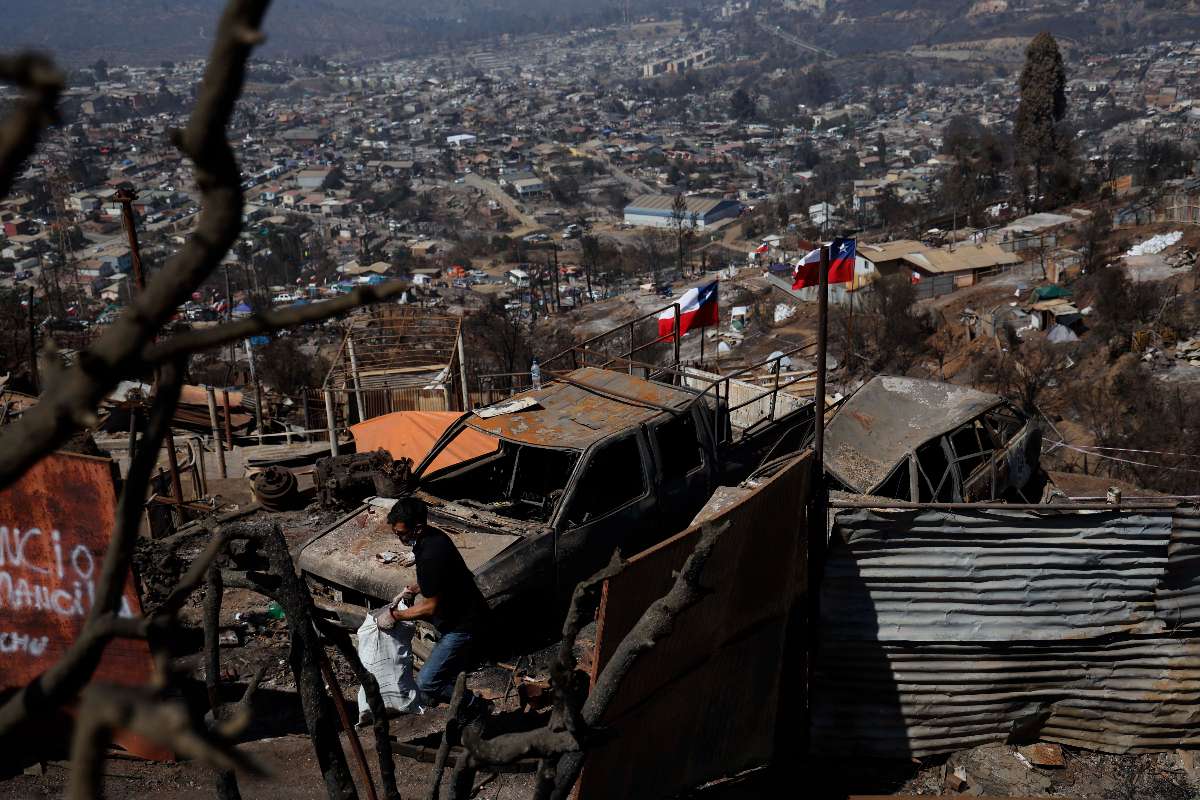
[421,425,582,524]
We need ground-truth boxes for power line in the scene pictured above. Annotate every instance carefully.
[1049,441,1200,475]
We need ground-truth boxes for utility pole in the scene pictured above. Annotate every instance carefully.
[116,188,147,289]
[117,188,184,509]
[26,286,38,394]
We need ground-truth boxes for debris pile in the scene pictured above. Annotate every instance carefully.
[1176,337,1200,366]
[1125,231,1183,257]
[1167,247,1198,270]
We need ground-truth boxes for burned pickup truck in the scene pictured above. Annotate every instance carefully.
[299,365,816,619]
[823,376,1046,503]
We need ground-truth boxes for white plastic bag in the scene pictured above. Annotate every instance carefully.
[357,600,424,716]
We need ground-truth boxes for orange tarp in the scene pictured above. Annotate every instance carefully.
[351,411,498,473]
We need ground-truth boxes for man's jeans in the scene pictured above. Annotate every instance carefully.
[416,629,475,704]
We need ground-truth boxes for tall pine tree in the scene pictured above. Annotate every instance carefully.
[1014,32,1067,210]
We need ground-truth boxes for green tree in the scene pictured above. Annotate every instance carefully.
[1014,32,1067,210]
[874,132,887,169]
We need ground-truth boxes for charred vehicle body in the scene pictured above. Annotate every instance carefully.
[299,365,817,619]
[823,376,1046,503]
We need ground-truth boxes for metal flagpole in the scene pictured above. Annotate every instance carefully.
[808,243,831,733]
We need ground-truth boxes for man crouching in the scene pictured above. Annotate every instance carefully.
[375,495,489,708]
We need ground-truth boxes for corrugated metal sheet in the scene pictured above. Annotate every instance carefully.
[813,506,1200,757]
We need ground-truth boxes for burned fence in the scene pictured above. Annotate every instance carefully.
[813,506,1200,758]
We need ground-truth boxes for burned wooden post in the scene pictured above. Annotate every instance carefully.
[222,389,234,448]
[253,378,265,446]
[347,334,366,422]
[457,329,470,412]
[324,389,340,456]
[221,521,358,799]
[207,386,228,479]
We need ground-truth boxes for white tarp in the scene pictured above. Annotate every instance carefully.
[1125,231,1182,257]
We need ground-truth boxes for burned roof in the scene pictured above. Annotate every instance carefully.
[824,376,1003,493]
[468,366,698,448]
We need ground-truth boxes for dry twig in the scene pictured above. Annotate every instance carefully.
[0,53,63,199]
[144,280,411,364]
[0,0,271,492]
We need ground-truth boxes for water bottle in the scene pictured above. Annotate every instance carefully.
[530,358,542,391]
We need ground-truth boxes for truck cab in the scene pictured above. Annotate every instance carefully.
[299,366,816,624]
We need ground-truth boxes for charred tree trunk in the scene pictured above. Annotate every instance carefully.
[222,521,357,800]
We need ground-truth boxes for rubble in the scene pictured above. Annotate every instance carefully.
[1176,337,1200,365]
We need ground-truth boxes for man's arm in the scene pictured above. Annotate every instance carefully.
[393,593,439,621]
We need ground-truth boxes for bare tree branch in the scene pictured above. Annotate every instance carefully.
[144,280,411,364]
[315,619,404,800]
[219,520,358,799]
[0,360,185,741]
[547,521,727,800]
[428,673,470,800]
[67,683,262,800]
[462,556,622,772]
[0,0,271,492]
[0,53,63,199]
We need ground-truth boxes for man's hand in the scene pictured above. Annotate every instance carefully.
[373,605,397,630]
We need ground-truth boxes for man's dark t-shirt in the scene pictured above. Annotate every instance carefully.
[414,527,487,633]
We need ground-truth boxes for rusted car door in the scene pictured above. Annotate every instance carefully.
[647,407,715,533]
[553,430,657,589]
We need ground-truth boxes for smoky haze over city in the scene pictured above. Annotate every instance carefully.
[3,1,1200,798]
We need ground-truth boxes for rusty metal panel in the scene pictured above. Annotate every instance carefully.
[813,506,1200,758]
[577,453,811,800]
[469,367,697,448]
[824,376,1002,493]
[0,451,153,691]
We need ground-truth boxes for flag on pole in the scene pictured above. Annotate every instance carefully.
[791,247,823,289]
[657,280,719,339]
[828,238,856,284]
[754,242,770,255]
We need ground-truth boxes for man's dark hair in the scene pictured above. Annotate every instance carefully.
[387,495,427,527]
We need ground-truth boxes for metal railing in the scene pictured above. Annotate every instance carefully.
[542,301,683,374]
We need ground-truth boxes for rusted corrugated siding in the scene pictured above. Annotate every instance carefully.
[813,506,1200,757]
[577,453,811,800]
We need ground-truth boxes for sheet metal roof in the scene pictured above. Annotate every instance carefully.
[624,194,737,217]
[814,506,1200,758]
[859,240,1021,274]
[468,366,696,448]
[824,376,1002,493]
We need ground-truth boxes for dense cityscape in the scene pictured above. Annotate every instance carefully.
[4,1,1200,798]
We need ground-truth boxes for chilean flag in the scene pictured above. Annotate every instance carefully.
[791,238,857,288]
[791,247,822,289]
[658,281,719,338]
[828,237,856,284]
